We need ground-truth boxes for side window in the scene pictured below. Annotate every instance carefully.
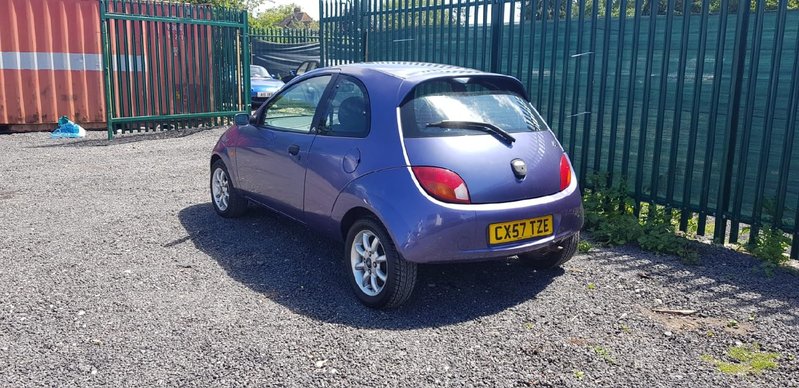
[320,77,370,138]
[261,75,331,133]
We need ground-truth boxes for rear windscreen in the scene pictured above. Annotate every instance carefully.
[399,77,546,138]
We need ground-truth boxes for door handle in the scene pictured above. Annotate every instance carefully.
[288,144,300,156]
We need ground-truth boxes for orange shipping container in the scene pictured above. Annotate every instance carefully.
[0,0,106,131]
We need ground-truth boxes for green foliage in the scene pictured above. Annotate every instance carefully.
[376,0,461,28]
[582,173,640,245]
[751,225,790,267]
[582,172,698,261]
[577,239,593,253]
[185,0,264,10]
[702,343,780,375]
[745,199,791,274]
[591,345,617,364]
[573,370,585,380]
[251,3,319,30]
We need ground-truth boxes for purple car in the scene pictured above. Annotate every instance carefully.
[210,62,583,308]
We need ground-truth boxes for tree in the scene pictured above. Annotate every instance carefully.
[185,0,264,10]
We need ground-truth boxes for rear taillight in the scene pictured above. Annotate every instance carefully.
[412,166,471,204]
[560,154,573,191]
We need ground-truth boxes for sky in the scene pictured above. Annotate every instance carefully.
[255,0,320,20]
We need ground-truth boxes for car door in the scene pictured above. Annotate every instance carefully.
[304,75,371,228]
[236,74,334,221]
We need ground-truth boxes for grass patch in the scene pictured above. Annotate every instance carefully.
[701,343,780,375]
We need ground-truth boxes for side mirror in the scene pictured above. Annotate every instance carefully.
[234,113,250,126]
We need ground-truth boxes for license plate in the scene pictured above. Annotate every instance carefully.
[256,92,272,98]
[488,215,553,245]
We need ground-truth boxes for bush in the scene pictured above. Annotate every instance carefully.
[582,172,698,262]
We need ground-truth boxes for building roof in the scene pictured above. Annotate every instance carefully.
[277,7,315,28]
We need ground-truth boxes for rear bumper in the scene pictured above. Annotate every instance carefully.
[379,169,584,264]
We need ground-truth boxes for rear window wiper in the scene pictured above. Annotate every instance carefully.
[425,120,516,145]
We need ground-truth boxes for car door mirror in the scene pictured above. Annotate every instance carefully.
[234,113,250,126]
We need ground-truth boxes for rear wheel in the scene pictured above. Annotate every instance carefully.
[345,218,417,308]
[518,232,579,269]
[210,160,247,218]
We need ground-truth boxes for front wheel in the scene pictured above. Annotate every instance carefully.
[210,160,247,218]
[518,232,580,269]
[345,218,417,308]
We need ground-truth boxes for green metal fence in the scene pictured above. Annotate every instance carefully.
[100,0,250,139]
[320,0,799,258]
[251,27,319,43]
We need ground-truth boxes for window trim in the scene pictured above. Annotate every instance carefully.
[316,74,372,139]
[255,73,335,134]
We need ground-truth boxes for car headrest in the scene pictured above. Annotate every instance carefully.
[337,96,367,134]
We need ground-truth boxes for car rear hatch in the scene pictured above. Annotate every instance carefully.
[399,76,565,204]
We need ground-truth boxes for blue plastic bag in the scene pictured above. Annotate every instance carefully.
[50,116,86,139]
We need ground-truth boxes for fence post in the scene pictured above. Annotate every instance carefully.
[489,0,504,73]
[319,0,326,66]
[714,0,751,244]
[99,0,115,140]
[243,10,251,110]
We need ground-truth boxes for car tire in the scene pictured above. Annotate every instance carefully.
[345,217,417,308]
[210,160,247,218]
[518,232,579,269]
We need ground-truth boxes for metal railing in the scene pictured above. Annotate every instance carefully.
[320,0,799,258]
[251,27,319,43]
[100,0,250,139]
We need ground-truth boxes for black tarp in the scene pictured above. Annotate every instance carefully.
[251,40,320,79]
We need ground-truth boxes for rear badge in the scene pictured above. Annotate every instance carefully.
[511,158,527,179]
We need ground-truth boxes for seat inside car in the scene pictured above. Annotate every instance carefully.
[332,96,367,136]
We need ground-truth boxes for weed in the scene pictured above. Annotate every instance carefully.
[751,224,790,271]
[573,370,585,380]
[702,343,780,375]
[582,172,698,261]
[706,330,715,337]
[619,324,631,333]
[592,345,616,365]
[578,239,593,253]
[524,322,535,331]
[586,282,596,290]
[727,319,739,328]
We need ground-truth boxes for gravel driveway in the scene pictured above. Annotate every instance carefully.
[1,128,797,387]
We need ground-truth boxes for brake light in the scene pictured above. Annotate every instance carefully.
[560,154,573,191]
[412,167,471,204]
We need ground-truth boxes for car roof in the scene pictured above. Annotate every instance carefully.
[332,62,490,83]
[293,62,528,103]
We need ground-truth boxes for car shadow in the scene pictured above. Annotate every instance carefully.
[586,241,799,326]
[176,203,562,329]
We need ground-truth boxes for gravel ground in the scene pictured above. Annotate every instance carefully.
[1,128,798,387]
